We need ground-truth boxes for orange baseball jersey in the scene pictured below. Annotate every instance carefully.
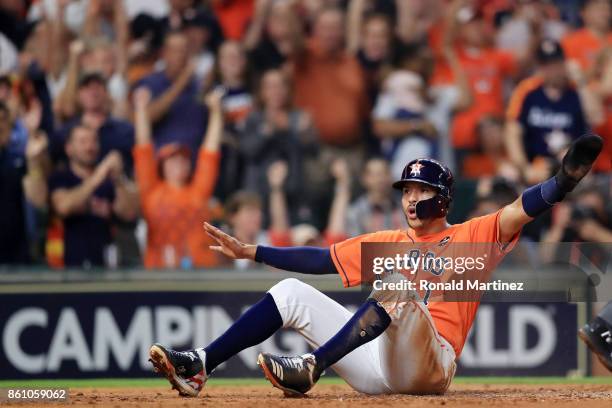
[134,144,222,268]
[330,208,520,358]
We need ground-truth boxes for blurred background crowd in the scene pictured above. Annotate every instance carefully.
[1,0,612,270]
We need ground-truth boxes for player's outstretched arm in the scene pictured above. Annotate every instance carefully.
[203,222,338,274]
[204,222,258,259]
[498,134,604,243]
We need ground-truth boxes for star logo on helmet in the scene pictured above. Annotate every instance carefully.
[410,162,424,176]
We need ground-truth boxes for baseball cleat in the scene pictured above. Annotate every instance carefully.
[149,343,208,397]
[257,352,322,397]
[579,318,612,372]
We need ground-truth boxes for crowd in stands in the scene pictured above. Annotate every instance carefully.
[0,0,611,270]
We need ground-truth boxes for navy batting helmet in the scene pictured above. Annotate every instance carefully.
[392,158,454,219]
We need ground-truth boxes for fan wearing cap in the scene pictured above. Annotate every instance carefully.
[505,39,602,184]
[132,86,223,269]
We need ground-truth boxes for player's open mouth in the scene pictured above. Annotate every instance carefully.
[407,207,417,220]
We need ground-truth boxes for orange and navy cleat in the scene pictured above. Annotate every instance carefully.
[149,343,208,397]
[257,352,322,397]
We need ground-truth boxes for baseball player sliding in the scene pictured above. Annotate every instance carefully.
[149,134,603,397]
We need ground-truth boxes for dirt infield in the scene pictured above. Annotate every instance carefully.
[4,383,612,408]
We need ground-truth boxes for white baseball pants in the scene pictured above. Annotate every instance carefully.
[268,278,456,395]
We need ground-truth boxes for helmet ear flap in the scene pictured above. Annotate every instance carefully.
[415,194,450,219]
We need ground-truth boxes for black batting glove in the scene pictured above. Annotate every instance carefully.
[556,133,603,193]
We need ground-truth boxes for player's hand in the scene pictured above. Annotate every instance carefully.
[557,133,603,191]
[203,222,257,260]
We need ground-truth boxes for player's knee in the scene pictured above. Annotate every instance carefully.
[267,278,319,327]
[268,278,314,303]
[269,277,303,293]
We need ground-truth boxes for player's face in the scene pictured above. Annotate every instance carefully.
[401,181,437,228]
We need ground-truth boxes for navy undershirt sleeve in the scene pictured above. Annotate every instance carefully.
[521,176,564,217]
[254,246,338,275]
